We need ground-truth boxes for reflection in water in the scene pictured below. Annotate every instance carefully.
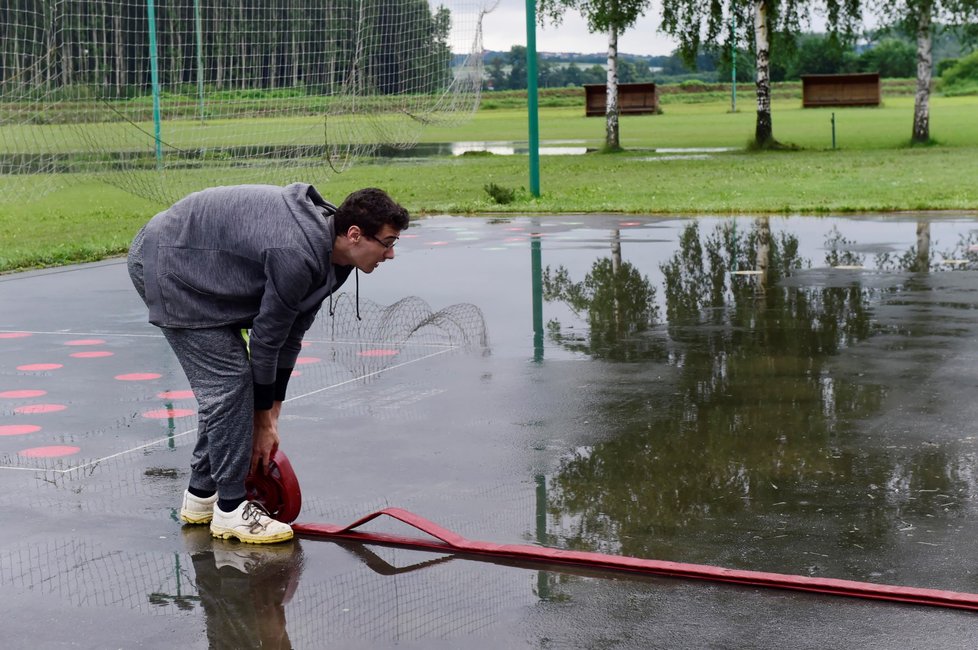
[538,218,978,583]
[184,528,304,650]
[543,229,661,361]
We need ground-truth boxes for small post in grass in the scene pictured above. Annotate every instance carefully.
[831,112,837,150]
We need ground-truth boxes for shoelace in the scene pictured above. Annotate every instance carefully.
[242,501,273,533]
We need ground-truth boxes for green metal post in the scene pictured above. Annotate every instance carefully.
[535,474,550,599]
[165,401,175,449]
[531,235,544,361]
[194,0,205,124]
[525,0,540,196]
[146,0,163,168]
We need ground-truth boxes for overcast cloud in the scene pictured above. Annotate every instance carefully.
[480,0,678,56]
[476,0,862,57]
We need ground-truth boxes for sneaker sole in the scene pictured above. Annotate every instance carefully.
[180,511,213,524]
[210,527,294,544]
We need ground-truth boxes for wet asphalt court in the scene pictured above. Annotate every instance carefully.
[3,214,978,648]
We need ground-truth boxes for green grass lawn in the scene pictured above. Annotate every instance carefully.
[418,95,978,150]
[2,94,977,272]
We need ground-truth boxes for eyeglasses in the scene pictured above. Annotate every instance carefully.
[366,233,398,250]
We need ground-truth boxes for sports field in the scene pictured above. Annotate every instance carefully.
[2,93,978,273]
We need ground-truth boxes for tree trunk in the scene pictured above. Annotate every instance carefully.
[215,8,224,90]
[912,2,933,144]
[114,9,123,91]
[755,216,771,292]
[611,229,622,331]
[60,4,72,88]
[47,4,57,89]
[753,0,774,147]
[605,25,620,151]
[915,220,931,271]
[102,0,110,89]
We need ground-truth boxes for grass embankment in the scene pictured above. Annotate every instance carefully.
[2,92,977,272]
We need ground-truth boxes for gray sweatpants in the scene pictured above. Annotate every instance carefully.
[128,228,253,501]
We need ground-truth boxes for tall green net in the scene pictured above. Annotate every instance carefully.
[0,1,493,204]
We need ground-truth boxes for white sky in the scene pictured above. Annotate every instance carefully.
[475,0,859,57]
[480,0,679,57]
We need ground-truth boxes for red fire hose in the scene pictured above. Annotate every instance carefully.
[249,451,978,613]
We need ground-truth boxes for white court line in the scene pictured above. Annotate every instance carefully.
[283,346,456,402]
[0,346,457,474]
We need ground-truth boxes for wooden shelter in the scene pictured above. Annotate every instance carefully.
[584,82,658,116]
[801,73,881,107]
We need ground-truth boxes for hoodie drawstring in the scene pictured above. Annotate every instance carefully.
[328,269,361,320]
[355,268,361,321]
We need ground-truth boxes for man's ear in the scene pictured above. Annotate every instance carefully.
[346,225,361,242]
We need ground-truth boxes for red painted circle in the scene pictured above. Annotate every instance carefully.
[14,404,67,414]
[64,339,106,346]
[142,408,195,419]
[0,424,41,436]
[358,349,399,357]
[70,351,114,358]
[0,389,47,399]
[619,221,642,227]
[157,390,195,400]
[290,370,302,377]
[115,373,162,381]
[19,445,81,458]
[0,332,31,339]
[17,363,63,372]
[430,241,449,246]
[295,357,321,365]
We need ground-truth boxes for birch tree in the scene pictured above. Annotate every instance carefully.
[660,0,861,148]
[869,1,978,144]
[537,0,650,151]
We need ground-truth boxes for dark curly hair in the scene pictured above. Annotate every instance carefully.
[334,188,409,237]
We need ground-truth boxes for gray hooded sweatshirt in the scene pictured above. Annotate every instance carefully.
[140,182,352,403]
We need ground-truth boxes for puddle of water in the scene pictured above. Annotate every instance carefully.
[373,141,589,157]
[368,213,978,588]
[377,141,741,157]
[375,143,743,158]
[6,213,978,648]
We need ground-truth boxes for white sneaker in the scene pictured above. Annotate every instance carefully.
[180,490,218,524]
[210,501,293,544]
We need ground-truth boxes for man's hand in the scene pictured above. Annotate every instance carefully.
[251,401,283,474]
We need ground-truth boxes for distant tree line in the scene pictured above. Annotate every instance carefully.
[0,0,453,98]
[486,45,665,89]
[484,26,970,91]
[718,31,927,83]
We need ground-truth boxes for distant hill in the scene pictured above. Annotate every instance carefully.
[455,50,671,66]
